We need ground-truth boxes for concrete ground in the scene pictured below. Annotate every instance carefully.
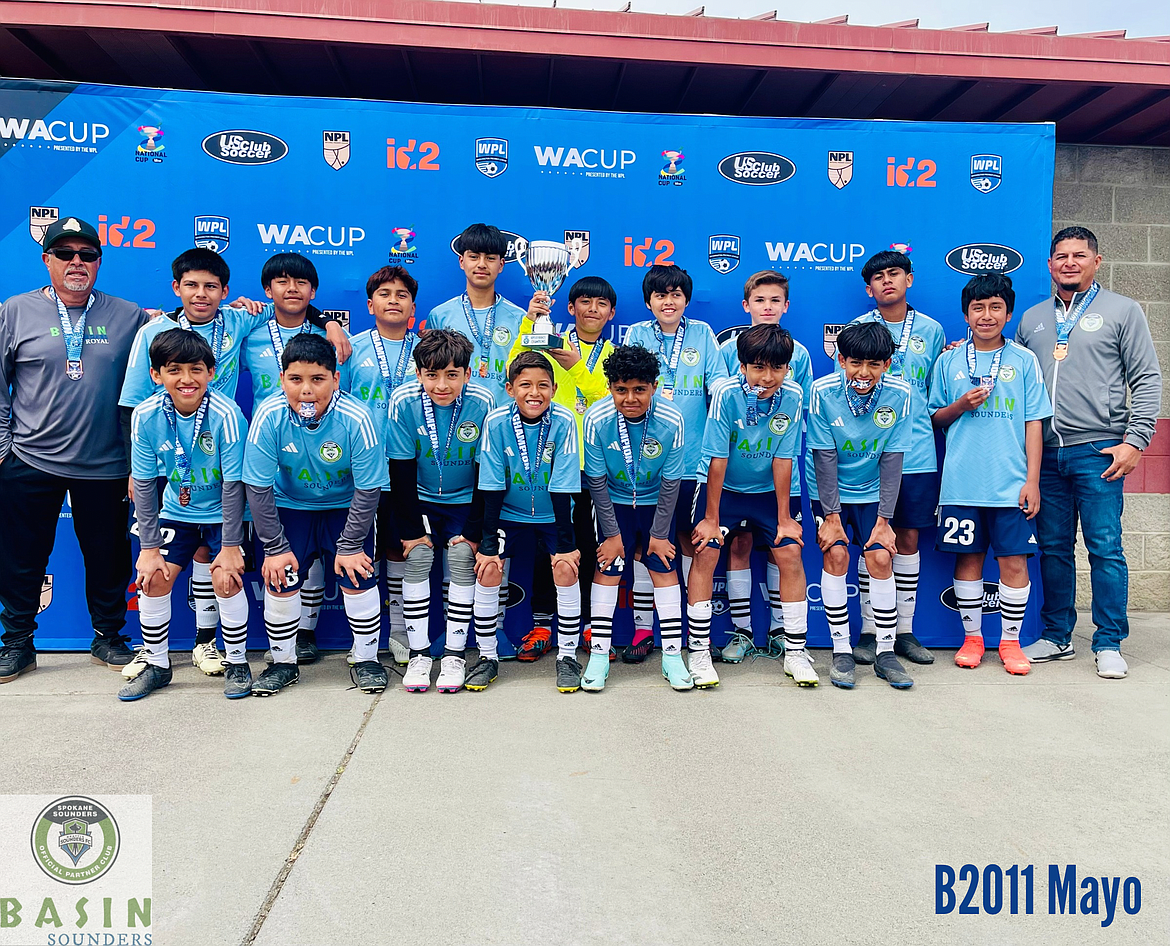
[1,612,1166,946]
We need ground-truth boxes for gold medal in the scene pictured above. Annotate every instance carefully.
[1053,342,1068,362]
[478,358,489,378]
[179,485,192,506]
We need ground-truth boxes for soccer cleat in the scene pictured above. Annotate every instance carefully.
[403,655,434,692]
[1095,650,1128,679]
[1022,638,1076,662]
[252,663,300,697]
[387,633,410,667]
[555,655,582,693]
[0,645,37,684]
[661,653,694,691]
[582,626,616,663]
[436,655,466,693]
[894,632,935,665]
[852,633,877,665]
[223,663,253,699]
[954,636,985,669]
[295,629,320,665]
[581,652,610,692]
[783,649,819,687]
[351,660,389,694]
[687,649,720,689]
[192,641,227,676]
[117,662,172,701]
[719,631,754,664]
[829,653,856,689]
[999,640,1030,676]
[464,657,499,691]
[622,631,654,664]
[517,626,552,662]
[91,634,135,669]
[121,648,149,680]
[874,652,914,689]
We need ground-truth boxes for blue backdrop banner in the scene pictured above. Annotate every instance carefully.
[0,79,1055,651]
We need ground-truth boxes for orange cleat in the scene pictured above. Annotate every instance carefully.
[954,635,985,669]
[517,625,552,662]
[998,640,1031,675]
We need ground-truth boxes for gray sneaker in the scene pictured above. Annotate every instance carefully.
[1095,650,1128,679]
[1022,638,1075,662]
[852,633,877,665]
[874,652,914,689]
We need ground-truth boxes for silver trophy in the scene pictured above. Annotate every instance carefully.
[516,237,582,350]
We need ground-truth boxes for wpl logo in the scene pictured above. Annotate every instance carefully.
[708,234,740,274]
[970,154,1002,193]
[194,215,230,253]
[475,137,508,178]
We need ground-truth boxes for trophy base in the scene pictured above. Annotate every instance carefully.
[522,332,563,350]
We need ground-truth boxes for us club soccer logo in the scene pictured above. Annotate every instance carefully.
[971,154,1002,193]
[708,234,740,274]
[31,796,121,885]
[565,230,590,267]
[390,227,418,264]
[475,137,508,178]
[30,206,59,244]
[659,150,685,186]
[827,151,853,189]
[194,215,230,253]
[823,323,846,359]
[323,131,351,170]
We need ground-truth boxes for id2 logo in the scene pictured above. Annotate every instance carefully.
[623,237,675,268]
[886,157,937,188]
[97,215,156,248]
[386,138,440,171]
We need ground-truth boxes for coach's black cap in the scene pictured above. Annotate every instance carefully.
[41,216,101,250]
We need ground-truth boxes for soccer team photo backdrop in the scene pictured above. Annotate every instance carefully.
[0,79,1055,650]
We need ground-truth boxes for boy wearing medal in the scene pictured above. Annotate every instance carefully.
[848,251,946,669]
[243,335,389,696]
[625,265,728,593]
[123,329,250,701]
[807,321,914,690]
[471,352,582,692]
[581,344,690,691]
[387,330,495,694]
[688,325,809,689]
[929,274,1051,675]
[508,275,617,661]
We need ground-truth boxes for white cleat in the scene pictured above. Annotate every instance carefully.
[436,654,466,693]
[387,633,410,667]
[402,654,433,692]
[121,648,149,680]
[783,649,819,687]
[192,641,226,675]
[687,649,720,688]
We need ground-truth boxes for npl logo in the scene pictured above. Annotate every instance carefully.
[475,137,508,178]
[323,130,351,170]
[708,234,740,274]
[970,154,1002,193]
[29,206,58,245]
[194,215,230,253]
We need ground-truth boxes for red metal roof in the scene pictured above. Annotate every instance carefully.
[2,0,1169,143]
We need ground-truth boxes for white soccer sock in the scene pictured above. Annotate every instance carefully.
[781,599,808,652]
[216,591,250,665]
[871,575,897,654]
[856,555,876,635]
[893,552,920,635]
[474,582,500,660]
[999,582,1030,642]
[631,560,655,632]
[191,561,218,644]
[766,561,784,632]
[654,584,683,655]
[264,592,301,664]
[446,582,474,653]
[687,599,712,654]
[821,571,851,654]
[403,579,431,653]
[589,584,619,655]
[555,584,581,657]
[385,559,407,634]
[727,568,752,633]
[954,578,985,639]
[300,560,325,632]
[344,587,381,662]
[138,592,171,667]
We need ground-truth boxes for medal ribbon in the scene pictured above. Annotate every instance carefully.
[1053,282,1100,346]
[420,390,463,496]
[966,339,1004,392]
[653,317,686,396]
[178,310,226,386]
[161,392,210,497]
[738,373,776,427]
[290,389,340,428]
[48,288,93,377]
[615,405,651,508]
[460,293,500,374]
[511,406,552,516]
[569,329,606,406]
[843,376,882,418]
[868,307,916,377]
[371,330,417,393]
[267,317,311,364]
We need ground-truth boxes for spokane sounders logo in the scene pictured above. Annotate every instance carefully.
[31,797,120,884]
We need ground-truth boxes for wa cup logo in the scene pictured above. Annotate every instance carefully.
[970,154,1002,193]
[194,215,230,253]
[769,413,791,435]
[642,438,663,460]
[390,227,418,264]
[319,441,343,463]
[873,406,896,429]
[823,323,845,359]
[30,205,59,244]
[827,151,853,189]
[708,234,740,274]
[457,421,480,443]
[475,137,508,178]
[135,125,166,163]
[32,796,120,884]
[659,150,686,186]
[323,130,350,170]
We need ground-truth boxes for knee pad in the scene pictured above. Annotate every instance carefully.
[404,542,436,583]
[447,541,476,586]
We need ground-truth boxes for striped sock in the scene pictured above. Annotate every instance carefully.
[821,571,851,654]
[216,591,250,665]
[403,579,431,652]
[631,559,655,633]
[300,559,325,632]
[782,599,808,652]
[727,568,752,634]
[871,575,897,654]
[344,587,381,662]
[954,579,985,639]
[767,561,784,633]
[856,555,876,635]
[589,584,618,655]
[264,592,300,665]
[999,582,1030,641]
[446,583,474,653]
[893,552,920,635]
[191,561,218,645]
[555,584,581,657]
[655,584,682,655]
[385,559,407,635]
[687,600,712,654]
[138,592,171,668]
[474,582,499,660]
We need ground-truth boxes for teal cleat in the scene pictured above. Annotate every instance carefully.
[661,653,694,691]
[581,651,611,692]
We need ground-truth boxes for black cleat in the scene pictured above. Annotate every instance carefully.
[91,634,135,669]
[556,655,582,693]
[0,644,37,684]
[295,628,321,664]
[830,653,856,689]
[117,662,172,701]
[874,652,914,689]
[852,633,877,665]
[464,657,499,691]
[252,662,300,696]
[350,660,389,693]
[223,663,253,699]
[894,632,935,665]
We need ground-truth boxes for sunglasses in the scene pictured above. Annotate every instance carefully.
[48,247,101,263]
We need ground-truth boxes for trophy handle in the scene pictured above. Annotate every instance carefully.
[567,238,582,271]
[513,236,529,271]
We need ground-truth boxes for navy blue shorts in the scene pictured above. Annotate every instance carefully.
[935,505,1037,557]
[811,500,882,550]
[677,479,698,534]
[497,520,560,560]
[891,471,940,530]
[373,491,399,559]
[158,520,222,570]
[273,507,378,591]
[596,503,673,575]
[692,486,801,549]
[420,500,471,548]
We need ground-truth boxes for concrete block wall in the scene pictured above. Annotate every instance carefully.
[1054,144,1169,610]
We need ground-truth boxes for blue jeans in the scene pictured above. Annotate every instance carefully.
[1036,441,1128,651]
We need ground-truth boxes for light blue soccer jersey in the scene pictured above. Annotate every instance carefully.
[625,317,729,479]
[241,310,331,409]
[130,390,247,524]
[243,391,388,510]
[386,381,495,504]
[427,294,526,403]
[928,341,1053,507]
[849,309,946,474]
[478,403,580,523]
[119,306,265,408]
[721,334,814,407]
[344,329,418,444]
[699,376,803,494]
[583,399,685,506]
[806,373,913,503]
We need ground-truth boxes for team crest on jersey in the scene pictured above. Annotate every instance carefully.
[823,323,845,359]
[198,430,216,456]
[827,151,853,189]
[492,326,511,347]
[769,413,791,435]
[1080,313,1103,332]
[457,421,480,442]
[642,438,662,460]
[873,406,896,429]
[681,347,700,367]
[319,441,343,463]
[30,206,59,244]
[541,441,555,464]
[998,365,1017,382]
[475,137,508,178]
[323,131,350,170]
[909,335,926,354]
[38,575,53,613]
